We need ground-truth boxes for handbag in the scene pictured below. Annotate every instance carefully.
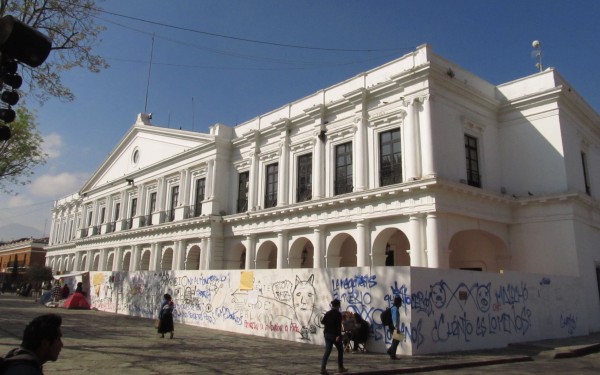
[154,319,160,329]
[392,331,404,341]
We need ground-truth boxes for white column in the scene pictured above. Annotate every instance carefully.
[354,116,367,191]
[157,177,166,213]
[201,237,213,270]
[98,249,108,271]
[404,100,419,180]
[115,247,123,271]
[313,133,324,199]
[180,169,191,210]
[151,243,161,271]
[175,240,186,270]
[74,251,82,271]
[207,160,215,199]
[419,96,436,177]
[409,215,423,267]
[313,226,325,268]
[425,214,440,268]
[245,235,256,270]
[355,221,368,267]
[85,250,93,271]
[278,140,289,206]
[276,230,288,269]
[131,245,141,271]
[248,151,258,211]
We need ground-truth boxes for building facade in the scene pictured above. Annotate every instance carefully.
[1,237,48,287]
[46,45,600,334]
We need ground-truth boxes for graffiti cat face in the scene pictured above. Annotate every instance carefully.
[293,274,316,327]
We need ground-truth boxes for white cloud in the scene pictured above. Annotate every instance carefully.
[7,195,34,208]
[29,172,90,198]
[43,133,63,158]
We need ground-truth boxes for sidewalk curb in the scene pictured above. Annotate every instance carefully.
[554,343,600,359]
[340,355,533,374]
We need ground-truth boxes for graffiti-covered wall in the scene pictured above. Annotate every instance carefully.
[88,266,586,355]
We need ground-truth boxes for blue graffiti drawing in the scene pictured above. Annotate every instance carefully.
[475,284,491,313]
[560,313,577,335]
[293,274,317,340]
[430,282,447,309]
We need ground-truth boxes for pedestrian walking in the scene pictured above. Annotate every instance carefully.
[320,299,347,374]
[157,293,175,339]
[386,296,403,359]
[50,281,61,302]
[1,313,64,375]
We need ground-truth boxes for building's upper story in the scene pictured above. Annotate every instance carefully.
[47,44,600,247]
[0,237,48,272]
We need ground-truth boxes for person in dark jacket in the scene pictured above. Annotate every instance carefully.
[2,313,63,375]
[386,296,403,359]
[157,293,175,339]
[320,299,347,374]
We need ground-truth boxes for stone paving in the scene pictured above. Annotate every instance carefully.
[1,294,599,374]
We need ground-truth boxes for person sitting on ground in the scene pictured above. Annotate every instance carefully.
[60,283,70,299]
[2,313,64,375]
[351,312,370,352]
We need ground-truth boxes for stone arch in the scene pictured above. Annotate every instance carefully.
[107,253,114,271]
[289,237,314,268]
[449,230,510,272]
[140,250,151,271]
[256,240,277,269]
[122,251,131,271]
[372,228,410,266]
[162,247,174,270]
[327,233,357,268]
[92,254,100,271]
[186,245,201,270]
[56,258,63,273]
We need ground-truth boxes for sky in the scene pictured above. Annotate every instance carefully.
[2,0,600,240]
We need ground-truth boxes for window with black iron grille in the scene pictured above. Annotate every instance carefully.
[147,192,157,225]
[237,171,249,213]
[464,134,481,188]
[265,163,278,208]
[582,152,591,195]
[297,153,312,202]
[335,142,353,195]
[379,129,402,186]
[114,203,120,222]
[194,178,206,217]
[130,198,137,218]
[99,207,105,224]
[169,186,179,221]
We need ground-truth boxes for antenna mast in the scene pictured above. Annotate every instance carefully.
[144,33,155,113]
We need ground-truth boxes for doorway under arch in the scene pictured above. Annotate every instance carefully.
[256,241,277,269]
[449,230,509,272]
[327,233,357,268]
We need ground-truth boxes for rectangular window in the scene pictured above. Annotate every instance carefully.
[114,203,120,222]
[297,153,312,202]
[335,142,353,195]
[169,186,179,221]
[87,211,93,226]
[379,129,402,186]
[464,134,481,188]
[194,178,206,217]
[130,198,137,218]
[237,171,249,213]
[149,192,157,213]
[582,152,591,195]
[99,207,106,223]
[265,163,278,208]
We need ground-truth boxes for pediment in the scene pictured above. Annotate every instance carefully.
[81,114,213,192]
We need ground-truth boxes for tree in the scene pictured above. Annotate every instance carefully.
[25,263,54,287]
[0,0,108,103]
[0,107,47,193]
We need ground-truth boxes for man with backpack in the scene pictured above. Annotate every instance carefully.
[1,314,63,374]
[384,296,403,359]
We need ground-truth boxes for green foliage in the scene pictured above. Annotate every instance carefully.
[25,263,54,284]
[0,0,108,102]
[0,107,47,193]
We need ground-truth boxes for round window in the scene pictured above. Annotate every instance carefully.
[132,149,139,164]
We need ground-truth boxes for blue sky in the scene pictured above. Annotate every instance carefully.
[2,0,600,239]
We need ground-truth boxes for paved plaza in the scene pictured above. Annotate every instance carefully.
[1,294,599,374]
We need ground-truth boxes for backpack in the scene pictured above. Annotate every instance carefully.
[380,307,392,326]
[0,350,40,374]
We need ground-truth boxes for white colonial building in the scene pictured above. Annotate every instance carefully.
[45,44,600,340]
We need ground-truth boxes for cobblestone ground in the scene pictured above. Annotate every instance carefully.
[1,294,599,375]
